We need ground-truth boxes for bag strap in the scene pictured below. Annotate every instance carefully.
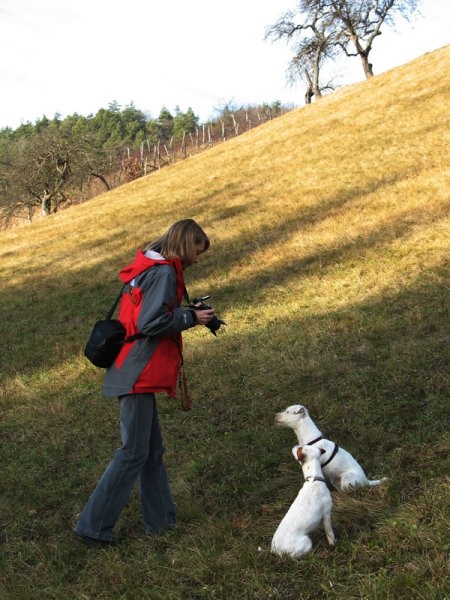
[107,266,185,320]
[105,283,145,343]
[106,284,126,320]
[178,359,191,411]
[107,284,190,322]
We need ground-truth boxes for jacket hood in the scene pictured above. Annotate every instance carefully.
[119,249,175,283]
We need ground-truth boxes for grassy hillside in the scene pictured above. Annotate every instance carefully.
[1,45,449,600]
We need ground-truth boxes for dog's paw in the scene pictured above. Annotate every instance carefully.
[291,445,301,460]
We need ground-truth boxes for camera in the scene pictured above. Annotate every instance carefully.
[190,295,225,336]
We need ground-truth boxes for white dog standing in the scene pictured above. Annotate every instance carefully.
[271,445,335,558]
[275,405,387,491]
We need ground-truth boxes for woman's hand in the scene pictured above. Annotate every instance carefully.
[193,307,215,326]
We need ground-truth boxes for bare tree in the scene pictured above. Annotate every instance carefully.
[286,34,337,102]
[265,0,340,103]
[267,0,420,91]
[329,0,419,78]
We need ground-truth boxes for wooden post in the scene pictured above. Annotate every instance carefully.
[232,114,238,135]
[156,140,161,169]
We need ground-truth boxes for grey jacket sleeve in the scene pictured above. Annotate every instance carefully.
[136,264,195,336]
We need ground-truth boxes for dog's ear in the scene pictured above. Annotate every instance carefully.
[295,446,304,461]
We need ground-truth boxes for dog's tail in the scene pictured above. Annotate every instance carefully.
[367,476,389,486]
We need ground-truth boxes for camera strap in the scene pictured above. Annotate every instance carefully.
[178,358,191,411]
[176,287,191,411]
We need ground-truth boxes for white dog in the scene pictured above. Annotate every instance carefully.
[271,445,335,558]
[275,405,387,491]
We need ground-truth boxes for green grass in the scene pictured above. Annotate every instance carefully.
[0,45,449,599]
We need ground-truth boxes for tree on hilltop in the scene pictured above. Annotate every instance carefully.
[266,0,419,100]
[121,102,149,145]
[329,0,419,78]
[157,108,174,141]
[266,0,339,103]
[173,107,198,138]
[92,107,125,149]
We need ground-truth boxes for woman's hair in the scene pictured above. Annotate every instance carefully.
[145,219,210,267]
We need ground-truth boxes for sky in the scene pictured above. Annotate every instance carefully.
[0,0,448,129]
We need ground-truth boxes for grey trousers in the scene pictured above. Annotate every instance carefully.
[74,393,176,541]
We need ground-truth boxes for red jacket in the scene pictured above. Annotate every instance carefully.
[103,250,196,398]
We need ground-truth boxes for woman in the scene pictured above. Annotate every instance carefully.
[74,219,215,547]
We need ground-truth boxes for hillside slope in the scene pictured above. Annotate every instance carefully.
[1,45,449,600]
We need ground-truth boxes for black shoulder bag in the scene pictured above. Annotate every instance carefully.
[84,285,142,368]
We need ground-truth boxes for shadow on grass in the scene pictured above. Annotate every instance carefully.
[1,260,447,599]
[1,165,447,378]
[1,263,447,509]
